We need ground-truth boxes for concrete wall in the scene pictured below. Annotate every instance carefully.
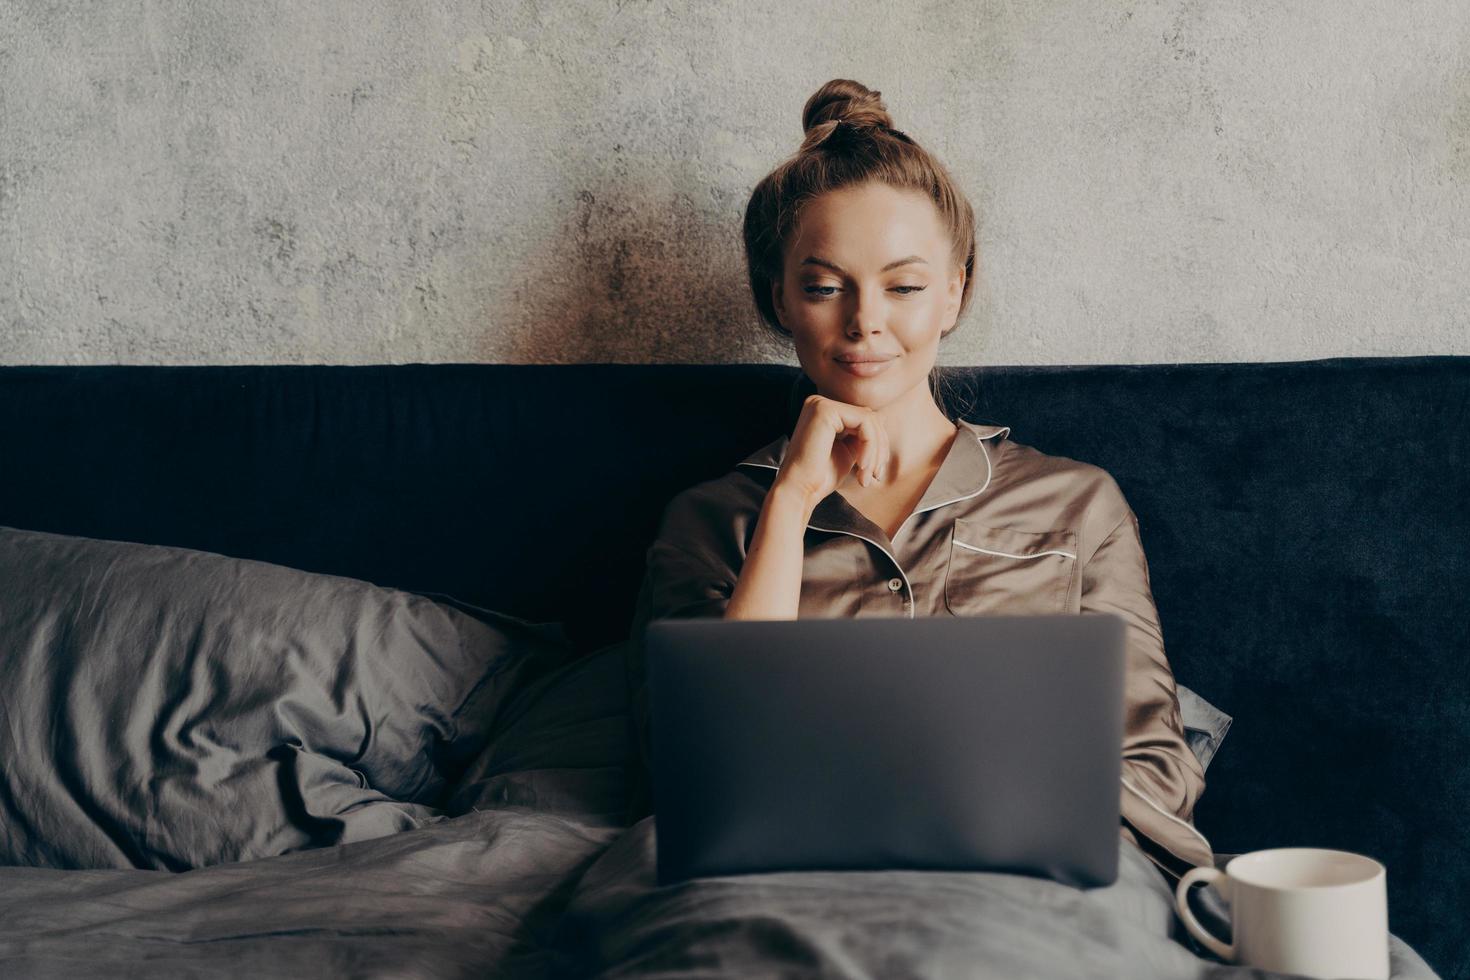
[2,0,1466,366]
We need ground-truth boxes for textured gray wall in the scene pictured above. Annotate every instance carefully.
[2,1,1467,366]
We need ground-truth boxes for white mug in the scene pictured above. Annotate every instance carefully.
[1174,847,1390,979]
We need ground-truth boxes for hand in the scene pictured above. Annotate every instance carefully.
[773,393,890,510]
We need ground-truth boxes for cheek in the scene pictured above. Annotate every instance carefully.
[896,309,945,350]
[790,303,840,342]
[791,328,826,366]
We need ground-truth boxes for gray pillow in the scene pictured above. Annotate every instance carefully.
[1176,682,1233,772]
[446,639,631,823]
[0,525,572,870]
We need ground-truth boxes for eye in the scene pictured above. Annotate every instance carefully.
[801,284,928,299]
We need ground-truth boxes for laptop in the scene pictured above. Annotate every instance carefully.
[645,613,1127,889]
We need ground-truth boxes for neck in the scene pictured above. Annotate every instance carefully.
[864,383,957,485]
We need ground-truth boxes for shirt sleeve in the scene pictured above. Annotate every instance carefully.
[1081,497,1216,878]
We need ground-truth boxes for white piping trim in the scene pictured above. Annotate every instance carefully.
[952,539,1076,561]
[1137,846,1184,882]
[893,426,1006,540]
[736,463,915,616]
[806,524,915,619]
[737,424,1008,614]
[1120,773,1214,855]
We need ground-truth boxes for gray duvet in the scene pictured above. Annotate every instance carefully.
[0,800,1438,979]
[0,805,620,979]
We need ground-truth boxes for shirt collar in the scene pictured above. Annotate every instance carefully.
[736,419,1011,543]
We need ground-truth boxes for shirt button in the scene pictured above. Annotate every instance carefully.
[887,577,903,592]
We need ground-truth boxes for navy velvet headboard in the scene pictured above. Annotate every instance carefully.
[1,356,1465,976]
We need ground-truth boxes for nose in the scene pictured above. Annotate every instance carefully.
[845,285,883,339]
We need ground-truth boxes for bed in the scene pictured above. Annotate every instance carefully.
[0,359,1459,978]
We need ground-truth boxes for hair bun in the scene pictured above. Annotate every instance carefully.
[799,79,894,151]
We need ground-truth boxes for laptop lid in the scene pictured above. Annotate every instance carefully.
[646,613,1127,889]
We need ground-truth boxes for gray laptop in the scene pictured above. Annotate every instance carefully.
[645,613,1127,889]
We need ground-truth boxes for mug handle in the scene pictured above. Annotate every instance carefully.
[1175,866,1235,961]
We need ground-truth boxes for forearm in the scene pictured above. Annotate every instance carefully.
[724,483,813,620]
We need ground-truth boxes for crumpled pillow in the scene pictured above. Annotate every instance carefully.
[0,525,571,870]
[446,640,630,824]
[1176,682,1233,772]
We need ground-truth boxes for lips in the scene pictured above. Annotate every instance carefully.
[834,355,897,378]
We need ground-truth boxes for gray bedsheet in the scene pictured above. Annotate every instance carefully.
[0,804,622,979]
[0,793,1440,980]
[549,817,1440,980]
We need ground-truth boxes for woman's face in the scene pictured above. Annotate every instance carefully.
[771,181,965,410]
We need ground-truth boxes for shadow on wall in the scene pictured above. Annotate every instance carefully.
[491,168,773,364]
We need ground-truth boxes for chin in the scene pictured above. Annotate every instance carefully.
[819,372,904,408]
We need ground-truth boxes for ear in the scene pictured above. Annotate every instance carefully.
[941,264,965,336]
[770,277,788,331]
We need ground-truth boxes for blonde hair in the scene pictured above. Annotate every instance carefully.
[743,78,979,418]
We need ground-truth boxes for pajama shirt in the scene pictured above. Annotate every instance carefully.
[623,417,1215,882]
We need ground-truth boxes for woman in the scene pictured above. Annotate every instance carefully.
[621,78,1215,887]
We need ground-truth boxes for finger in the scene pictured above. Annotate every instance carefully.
[870,416,883,485]
[828,408,864,460]
[868,417,882,484]
[839,427,862,477]
[822,402,876,484]
[875,420,888,482]
[827,400,872,436]
[860,414,880,487]
[817,405,853,457]
[823,404,863,450]
[864,417,876,487]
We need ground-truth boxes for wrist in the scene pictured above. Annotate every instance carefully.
[765,480,820,525]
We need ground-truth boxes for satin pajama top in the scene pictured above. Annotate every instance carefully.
[623,417,1216,882]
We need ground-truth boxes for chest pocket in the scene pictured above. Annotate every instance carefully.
[942,519,1079,616]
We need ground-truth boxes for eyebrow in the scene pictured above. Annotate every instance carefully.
[799,254,929,275]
